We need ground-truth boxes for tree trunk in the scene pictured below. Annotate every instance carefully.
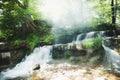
[111,0,116,25]
[111,0,117,36]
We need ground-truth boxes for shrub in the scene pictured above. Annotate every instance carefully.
[93,35,102,48]
[83,35,102,49]
[12,40,20,46]
[26,34,40,50]
[83,39,94,49]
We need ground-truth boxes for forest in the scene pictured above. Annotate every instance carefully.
[0,0,120,49]
[0,0,120,80]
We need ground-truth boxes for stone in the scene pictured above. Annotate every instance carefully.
[33,64,40,70]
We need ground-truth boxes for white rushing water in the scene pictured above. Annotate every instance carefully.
[0,31,118,80]
[75,31,106,43]
[0,46,52,80]
[102,42,120,72]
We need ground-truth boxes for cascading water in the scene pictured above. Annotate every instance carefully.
[75,31,120,75]
[0,0,119,79]
[75,31,106,43]
[76,33,86,41]
[75,31,120,74]
[0,46,52,80]
[40,0,97,44]
[0,31,118,80]
[102,40,120,74]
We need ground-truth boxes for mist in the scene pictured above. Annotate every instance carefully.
[39,0,96,43]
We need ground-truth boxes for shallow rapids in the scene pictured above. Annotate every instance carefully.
[0,46,52,80]
[0,46,120,80]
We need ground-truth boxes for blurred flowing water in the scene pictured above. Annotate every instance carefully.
[0,0,119,79]
[0,31,118,80]
[75,31,106,43]
[0,46,52,80]
[102,41,120,74]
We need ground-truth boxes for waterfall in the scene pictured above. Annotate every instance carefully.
[76,33,86,41]
[40,0,96,44]
[75,31,105,43]
[0,46,52,80]
[75,30,120,74]
[102,42,120,74]
[0,30,117,80]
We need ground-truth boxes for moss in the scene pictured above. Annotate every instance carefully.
[64,51,73,58]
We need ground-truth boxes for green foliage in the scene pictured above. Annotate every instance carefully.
[89,0,111,28]
[44,35,54,43]
[83,40,94,49]
[26,34,40,50]
[28,0,42,19]
[83,36,102,49]
[0,29,13,39]
[0,30,4,38]
[12,40,20,46]
[92,0,120,28]
[93,35,102,48]
[0,0,52,52]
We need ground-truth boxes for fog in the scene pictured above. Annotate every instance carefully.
[39,0,96,43]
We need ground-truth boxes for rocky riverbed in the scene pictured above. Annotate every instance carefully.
[29,61,120,80]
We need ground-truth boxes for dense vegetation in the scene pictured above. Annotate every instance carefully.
[93,0,120,30]
[0,0,54,50]
[0,0,120,50]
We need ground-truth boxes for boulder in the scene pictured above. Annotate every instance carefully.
[33,64,40,70]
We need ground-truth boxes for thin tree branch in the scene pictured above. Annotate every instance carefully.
[14,0,28,9]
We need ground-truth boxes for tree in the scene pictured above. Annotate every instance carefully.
[0,0,52,50]
[111,0,119,36]
[89,0,120,31]
[1,0,29,9]
[0,0,40,39]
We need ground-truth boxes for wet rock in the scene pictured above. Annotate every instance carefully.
[103,37,120,75]
[8,77,26,80]
[76,43,83,50]
[0,49,28,71]
[33,64,40,70]
[52,43,85,59]
[73,50,86,56]
[0,41,29,53]
[0,52,11,66]
[52,42,103,65]
[0,41,29,71]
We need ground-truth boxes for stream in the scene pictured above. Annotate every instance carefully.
[0,31,120,80]
[1,0,120,79]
